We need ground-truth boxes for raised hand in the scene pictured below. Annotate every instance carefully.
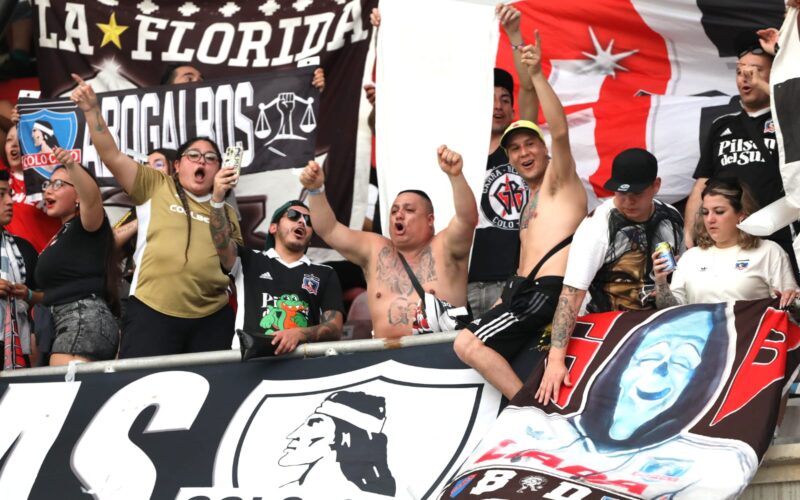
[437,145,463,177]
[496,3,521,37]
[521,30,543,77]
[53,147,78,168]
[370,7,381,28]
[364,83,376,105]
[212,166,239,202]
[757,28,780,56]
[299,160,325,190]
[312,67,326,93]
[70,74,100,112]
[10,106,19,125]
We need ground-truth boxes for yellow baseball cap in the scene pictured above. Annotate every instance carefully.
[500,120,545,150]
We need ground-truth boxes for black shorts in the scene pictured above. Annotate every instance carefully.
[467,275,563,361]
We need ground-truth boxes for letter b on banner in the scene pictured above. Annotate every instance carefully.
[470,469,517,495]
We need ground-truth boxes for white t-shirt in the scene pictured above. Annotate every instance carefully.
[563,198,683,312]
[669,240,798,305]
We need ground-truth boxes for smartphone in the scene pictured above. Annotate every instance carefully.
[222,143,243,184]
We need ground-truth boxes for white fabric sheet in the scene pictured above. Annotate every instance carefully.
[376,0,498,234]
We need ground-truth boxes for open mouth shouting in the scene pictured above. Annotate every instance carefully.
[293,226,307,239]
[193,166,207,183]
[394,221,406,236]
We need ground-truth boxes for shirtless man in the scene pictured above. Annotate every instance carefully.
[453,32,587,400]
[299,146,478,338]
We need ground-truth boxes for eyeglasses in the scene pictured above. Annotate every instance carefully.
[285,208,312,227]
[182,149,220,164]
[42,179,75,191]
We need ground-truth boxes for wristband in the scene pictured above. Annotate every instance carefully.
[308,185,325,195]
[209,199,225,208]
[27,288,33,301]
[511,42,524,51]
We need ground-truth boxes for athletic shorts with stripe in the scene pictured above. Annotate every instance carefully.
[466,275,563,361]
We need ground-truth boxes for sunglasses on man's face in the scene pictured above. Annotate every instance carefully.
[285,208,312,227]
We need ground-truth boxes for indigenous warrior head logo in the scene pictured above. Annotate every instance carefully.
[279,391,396,496]
[18,108,81,174]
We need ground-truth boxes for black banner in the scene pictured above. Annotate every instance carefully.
[0,343,511,500]
[17,68,318,194]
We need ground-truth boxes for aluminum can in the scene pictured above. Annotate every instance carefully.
[654,241,676,272]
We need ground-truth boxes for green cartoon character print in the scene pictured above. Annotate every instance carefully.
[260,294,309,334]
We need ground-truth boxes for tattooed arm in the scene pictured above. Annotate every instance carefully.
[272,310,344,355]
[69,74,139,193]
[210,168,238,271]
[535,285,586,405]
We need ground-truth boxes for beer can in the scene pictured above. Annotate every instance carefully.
[654,241,676,272]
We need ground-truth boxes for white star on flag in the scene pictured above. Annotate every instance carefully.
[292,0,313,12]
[581,26,638,78]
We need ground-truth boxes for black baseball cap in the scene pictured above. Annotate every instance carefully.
[603,148,658,193]
[734,30,769,59]
[264,200,308,250]
[494,68,514,98]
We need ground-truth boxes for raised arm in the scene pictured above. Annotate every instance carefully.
[209,167,239,271]
[69,74,138,193]
[437,145,478,260]
[683,178,706,248]
[535,285,586,405]
[299,161,379,267]
[521,32,577,188]
[497,3,539,122]
[53,147,104,232]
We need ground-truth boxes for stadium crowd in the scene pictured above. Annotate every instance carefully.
[0,0,798,419]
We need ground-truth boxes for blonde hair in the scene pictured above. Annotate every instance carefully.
[694,177,760,250]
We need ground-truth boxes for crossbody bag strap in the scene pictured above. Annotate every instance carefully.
[526,234,574,281]
[397,252,427,304]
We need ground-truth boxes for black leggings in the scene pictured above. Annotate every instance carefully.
[119,296,234,358]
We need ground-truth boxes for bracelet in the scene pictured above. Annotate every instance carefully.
[27,288,33,301]
[308,185,325,195]
[209,199,225,208]
[511,42,524,51]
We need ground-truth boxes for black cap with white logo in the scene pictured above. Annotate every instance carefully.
[603,148,658,193]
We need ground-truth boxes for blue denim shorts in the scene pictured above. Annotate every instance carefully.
[51,296,119,360]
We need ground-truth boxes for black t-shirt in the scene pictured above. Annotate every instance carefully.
[2,233,38,289]
[35,216,112,306]
[468,147,526,282]
[235,247,344,335]
[694,110,784,212]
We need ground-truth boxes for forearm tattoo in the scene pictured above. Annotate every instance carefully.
[94,110,105,132]
[655,282,679,309]
[305,310,340,342]
[551,285,579,349]
[209,206,231,251]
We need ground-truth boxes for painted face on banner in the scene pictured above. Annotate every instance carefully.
[609,310,713,440]
[279,412,336,467]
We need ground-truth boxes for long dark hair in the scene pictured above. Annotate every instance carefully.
[34,120,60,149]
[172,137,222,264]
[52,165,121,316]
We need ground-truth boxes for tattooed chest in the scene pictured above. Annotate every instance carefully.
[374,245,438,296]
[520,190,540,230]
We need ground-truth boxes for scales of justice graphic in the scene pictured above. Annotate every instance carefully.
[255,91,317,158]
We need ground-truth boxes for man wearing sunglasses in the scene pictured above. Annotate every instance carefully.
[209,172,344,355]
[685,30,798,277]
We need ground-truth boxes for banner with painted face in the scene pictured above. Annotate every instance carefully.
[441,299,800,499]
[0,343,510,500]
[33,0,376,250]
